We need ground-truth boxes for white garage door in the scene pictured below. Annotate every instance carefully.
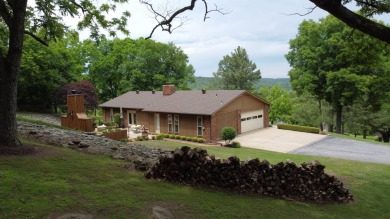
[241,110,264,132]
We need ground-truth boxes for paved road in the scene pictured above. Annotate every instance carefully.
[290,136,390,165]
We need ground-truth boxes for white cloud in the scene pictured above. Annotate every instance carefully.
[72,0,389,78]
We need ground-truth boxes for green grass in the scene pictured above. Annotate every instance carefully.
[1,139,390,218]
[330,132,389,146]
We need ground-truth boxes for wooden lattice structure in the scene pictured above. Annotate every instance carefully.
[61,91,94,132]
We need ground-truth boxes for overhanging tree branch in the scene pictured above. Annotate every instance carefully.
[142,0,226,39]
[24,30,49,46]
[309,0,390,43]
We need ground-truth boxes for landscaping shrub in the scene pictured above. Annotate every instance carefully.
[197,138,205,143]
[180,136,186,140]
[191,137,197,142]
[164,134,170,138]
[151,136,156,140]
[114,113,121,127]
[169,135,175,139]
[277,124,319,134]
[186,137,192,141]
[231,141,241,148]
[120,138,128,143]
[156,134,164,140]
[221,127,237,144]
[175,135,181,139]
[137,136,144,141]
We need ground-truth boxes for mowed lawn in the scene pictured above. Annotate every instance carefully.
[1,139,390,218]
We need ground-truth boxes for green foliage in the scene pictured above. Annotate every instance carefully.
[169,135,175,139]
[221,127,237,144]
[180,136,186,140]
[231,141,241,148]
[156,134,164,140]
[86,38,195,102]
[175,135,181,140]
[256,85,293,124]
[213,46,261,90]
[151,136,156,140]
[286,15,390,133]
[113,113,121,126]
[18,32,85,112]
[197,138,205,143]
[120,138,128,143]
[186,137,192,141]
[277,124,319,134]
[137,136,144,141]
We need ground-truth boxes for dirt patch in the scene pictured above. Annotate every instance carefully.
[0,144,37,156]
[143,201,193,219]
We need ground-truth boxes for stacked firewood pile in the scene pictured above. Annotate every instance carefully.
[145,146,353,204]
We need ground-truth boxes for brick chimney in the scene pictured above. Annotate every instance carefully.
[163,84,176,96]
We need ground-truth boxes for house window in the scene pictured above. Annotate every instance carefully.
[168,114,173,133]
[174,115,179,133]
[197,116,203,136]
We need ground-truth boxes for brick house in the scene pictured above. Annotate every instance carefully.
[99,84,270,143]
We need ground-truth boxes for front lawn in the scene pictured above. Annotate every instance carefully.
[330,132,389,146]
[1,139,390,218]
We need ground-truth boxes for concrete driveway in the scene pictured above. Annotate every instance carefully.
[235,127,390,165]
[235,127,327,153]
[290,137,390,165]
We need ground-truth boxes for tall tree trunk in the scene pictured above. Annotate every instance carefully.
[318,100,323,131]
[335,104,343,134]
[363,130,367,139]
[381,129,390,143]
[0,1,28,147]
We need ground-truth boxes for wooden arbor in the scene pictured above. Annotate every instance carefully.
[61,91,94,132]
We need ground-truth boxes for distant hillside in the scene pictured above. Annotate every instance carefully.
[189,77,291,91]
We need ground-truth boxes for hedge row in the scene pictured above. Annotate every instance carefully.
[277,124,319,134]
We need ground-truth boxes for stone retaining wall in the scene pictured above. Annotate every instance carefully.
[17,121,169,170]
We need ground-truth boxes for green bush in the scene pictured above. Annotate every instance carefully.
[231,141,241,148]
[185,137,192,141]
[156,134,164,140]
[113,113,121,126]
[277,124,319,134]
[164,134,169,138]
[120,138,128,143]
[180,136,186,140]
[137,136,144,141]
[192,137,197,142]
[221,127,237,144]
[151,136,156,140]
[169,135,175,139]
[197,138,205,143]
[175,135,181,139]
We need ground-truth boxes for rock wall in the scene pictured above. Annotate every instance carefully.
[17,121,169,170]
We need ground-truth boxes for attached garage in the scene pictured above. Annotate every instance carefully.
[241,110,264,132]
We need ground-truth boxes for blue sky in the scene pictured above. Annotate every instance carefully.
[126,0,331,78]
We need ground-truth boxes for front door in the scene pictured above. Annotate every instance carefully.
[154,113,160,133]
[128,110,136,126]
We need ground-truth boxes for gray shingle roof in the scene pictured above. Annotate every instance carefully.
[99,90,267,115]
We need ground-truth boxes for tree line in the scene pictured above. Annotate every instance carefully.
[0,0,388,148]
